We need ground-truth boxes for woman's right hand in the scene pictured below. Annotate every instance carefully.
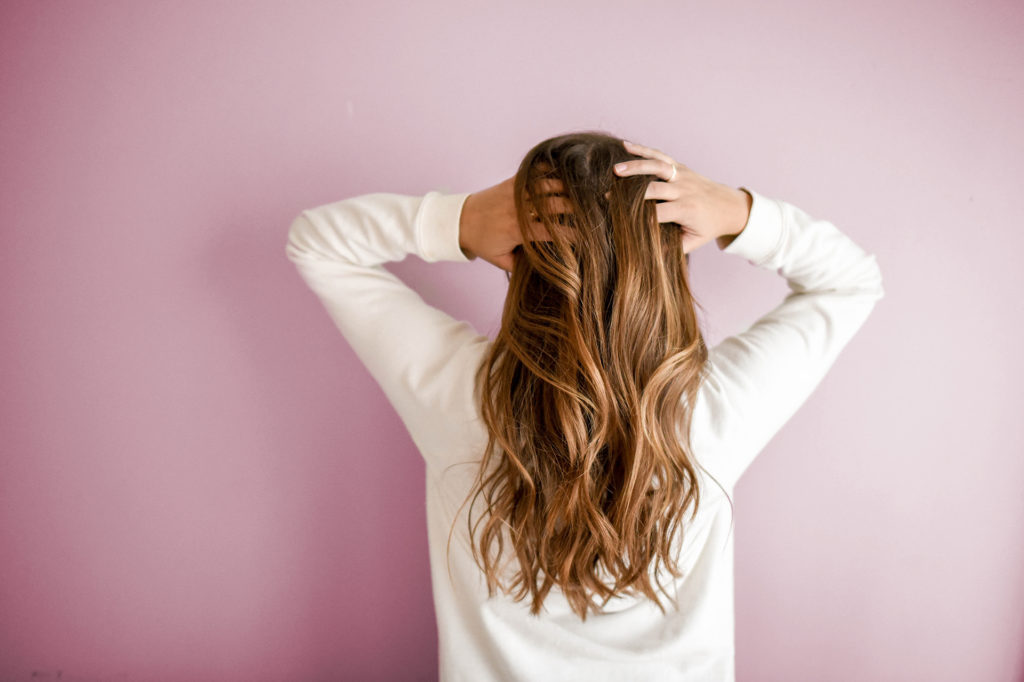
[612,140,752,255]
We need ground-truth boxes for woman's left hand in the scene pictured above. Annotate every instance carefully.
[459,176,566,273]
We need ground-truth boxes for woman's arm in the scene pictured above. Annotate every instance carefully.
[715,188,754,250]
[285,190,492,466]
[457,175,563,273]
[691,188,886,490]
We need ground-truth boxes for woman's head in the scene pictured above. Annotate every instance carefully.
[509,131,689,277]
[457,130,720,620]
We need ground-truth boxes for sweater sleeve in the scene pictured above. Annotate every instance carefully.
[284,190,492,466]
[690,187,885,492]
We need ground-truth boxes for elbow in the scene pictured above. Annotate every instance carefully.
[833,253,885,303]
[284,211,318,264]
[868,253,885,301]
[825,252,885,301]
[847,251,885,302]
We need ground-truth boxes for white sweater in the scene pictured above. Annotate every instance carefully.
[284,185,885,681]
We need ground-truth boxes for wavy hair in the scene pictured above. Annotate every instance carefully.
[453,130,729,620]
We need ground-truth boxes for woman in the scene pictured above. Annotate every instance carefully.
[284,131,884,681]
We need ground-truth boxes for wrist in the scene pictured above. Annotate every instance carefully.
[459,194,478,258]
[717,187,752,250]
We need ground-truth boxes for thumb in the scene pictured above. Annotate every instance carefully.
[681,231,709,255]
[681,232,696,255]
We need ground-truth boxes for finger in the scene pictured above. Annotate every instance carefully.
[539,195,575,214]
[526,186,574,217]
[653,203,701,254]
[528,213,582,246]
[654,202,684,226]
[654,202,672,225]
[614,158,676,182]
[681,233,712,256]
[681,233,696,256]
[534,177,566,194]
[642,180,676,202]
[622,140,675,165]
[525,217,556,242]
[525,201,575,226]
[529,185,570,211]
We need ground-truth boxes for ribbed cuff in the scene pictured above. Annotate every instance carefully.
[721,187,784,266]
[416,191,474,263]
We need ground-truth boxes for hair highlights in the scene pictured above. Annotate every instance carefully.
[453,131,725,620]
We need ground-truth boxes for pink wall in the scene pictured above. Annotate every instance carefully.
[2,1,1022,680]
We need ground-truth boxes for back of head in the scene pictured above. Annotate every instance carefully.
[461,130,713,620]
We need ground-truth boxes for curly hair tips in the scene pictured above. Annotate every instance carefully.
[453,130,723,621]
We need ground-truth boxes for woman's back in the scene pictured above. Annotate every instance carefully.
[284,137,884,681]
[426,441,737,681]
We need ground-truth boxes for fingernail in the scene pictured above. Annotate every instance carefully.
[614,163,627,173]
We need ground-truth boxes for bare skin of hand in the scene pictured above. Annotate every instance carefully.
[613,140,752,254]
[460,140,752,272]
[459,176,568,273]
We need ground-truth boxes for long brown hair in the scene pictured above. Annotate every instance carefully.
[454,131,727,620]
